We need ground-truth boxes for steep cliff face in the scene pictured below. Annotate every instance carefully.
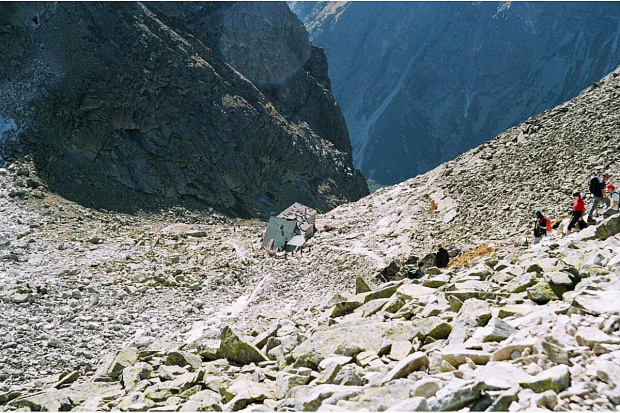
[292,2,620,185]
[0,2,367,216]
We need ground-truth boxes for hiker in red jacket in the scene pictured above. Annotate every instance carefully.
[567,191,586,235]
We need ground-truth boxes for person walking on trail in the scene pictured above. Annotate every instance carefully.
[587,173,610,223]
[567,192,586,235]
[407,261,425,279]
[533,210,550,244]
[603,183,620,219]
[434,244,450,268]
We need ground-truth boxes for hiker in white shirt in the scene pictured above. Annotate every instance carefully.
[603,183,620,219]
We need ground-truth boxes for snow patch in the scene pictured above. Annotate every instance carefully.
[182,321,207,344]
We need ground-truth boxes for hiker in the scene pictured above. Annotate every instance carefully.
[533,210,550,244]
[407,261,424,279]
[587,173,610,223]
[434,244,449,268]
[567,191,586,235]
[603,183,620,219]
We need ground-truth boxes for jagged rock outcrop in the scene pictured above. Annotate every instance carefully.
[292,2,620,185]
[0,2,367,216]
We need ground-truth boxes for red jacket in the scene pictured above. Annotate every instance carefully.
[573,198,585,212]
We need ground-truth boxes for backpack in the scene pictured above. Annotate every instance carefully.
[534,218,548,237]
[589,176,599,194]
[407,268,423,279]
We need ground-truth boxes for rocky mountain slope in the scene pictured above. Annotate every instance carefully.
[291,2,620,185]
[2,59,620,412]
[0,2,367,217]
[6,214,620,411]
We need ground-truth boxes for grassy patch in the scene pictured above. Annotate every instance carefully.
[448,245,495,269]
[428,196,438,214]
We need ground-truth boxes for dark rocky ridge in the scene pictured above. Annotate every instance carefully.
[0,2,367,217]
[292,2,620,185]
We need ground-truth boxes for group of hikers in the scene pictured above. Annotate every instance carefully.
[406,244,449,279]
[402,173,619,279]
[534,173,620,244]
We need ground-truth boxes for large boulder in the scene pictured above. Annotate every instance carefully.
[575,327,620,348]
[9,390,73,411]
[386,397,429,412]
[180,390,222,412]
[588,359,620,390]
[571,290,620,315]
[471,317,515,343]
[491,338,538,362]
[457,298,492,326]
[527,282,564,303]
[194,339,221,361]
[330,283,401,318]
[218,326,267,365]
[441,346,491,367]
[418,317,453,340]
[519,365,571,393]
[428,380,486,411]
[166,351,202,371]
[355,276,374,294]
[464,363,532,390]
[395,283,435,301]
[275,371,311,399]
[389,340,414,361]
[64,383,124,406]
[594,214,620,240]
[504,272,538,293]
[283,384,363,411]
[291,321,419,361]
[380,259,404,280]
[107,347,139,379]
[545,271,576,288]
[224,379,275,410]
[380,352,429,384]
[122,363,153,390]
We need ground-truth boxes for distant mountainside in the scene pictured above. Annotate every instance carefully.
[0,2,367,216]
[291,2,620,185]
